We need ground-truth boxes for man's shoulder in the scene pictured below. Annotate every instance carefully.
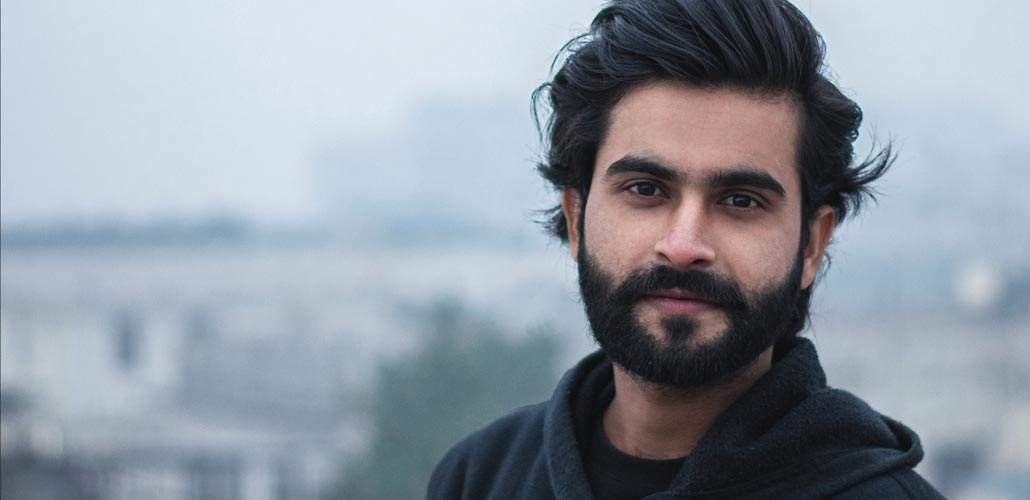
[444,400,549,462]
[831,468,944,499]
[426,401,550,499]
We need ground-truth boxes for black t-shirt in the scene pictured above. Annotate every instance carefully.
[584,415,687,500]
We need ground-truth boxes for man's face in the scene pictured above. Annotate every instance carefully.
[564,82,829,388]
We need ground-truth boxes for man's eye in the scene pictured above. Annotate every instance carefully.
[720,194,760,209]
[627,182,661,197]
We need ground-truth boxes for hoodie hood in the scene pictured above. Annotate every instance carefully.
[543,336,925,498]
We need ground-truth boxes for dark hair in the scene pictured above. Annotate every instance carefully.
[533,0,892,243]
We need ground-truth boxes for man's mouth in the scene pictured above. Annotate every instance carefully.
[643,289,720,315]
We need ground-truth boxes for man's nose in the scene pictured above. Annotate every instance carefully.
[653,201,717,270]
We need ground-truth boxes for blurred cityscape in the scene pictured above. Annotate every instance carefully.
[2,98,1029,500]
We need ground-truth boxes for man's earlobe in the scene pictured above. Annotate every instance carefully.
[561,188,581,261]
[801,206,836,290]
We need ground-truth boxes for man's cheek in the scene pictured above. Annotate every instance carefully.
[593,227,659,272]
[722,248,786,294]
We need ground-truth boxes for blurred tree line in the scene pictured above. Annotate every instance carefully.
[327,299,562,499]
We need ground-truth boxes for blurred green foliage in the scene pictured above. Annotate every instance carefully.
[329,298,561,499]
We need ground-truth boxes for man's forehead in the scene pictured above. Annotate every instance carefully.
[597,82,802,195]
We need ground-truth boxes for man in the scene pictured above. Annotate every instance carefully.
[427,1,942,498]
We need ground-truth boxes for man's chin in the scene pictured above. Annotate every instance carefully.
[635,308,729,347]
[596,313,764,389]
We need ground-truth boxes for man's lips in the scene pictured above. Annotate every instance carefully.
[643,290,720,315]
[646,288,715,301]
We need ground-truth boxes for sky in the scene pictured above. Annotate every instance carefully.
[2,0,1028,224]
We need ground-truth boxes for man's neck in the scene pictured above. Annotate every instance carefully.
[601,347,774,460]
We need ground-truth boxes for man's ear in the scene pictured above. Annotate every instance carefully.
[801,206,836,290]
[561,188,582,261]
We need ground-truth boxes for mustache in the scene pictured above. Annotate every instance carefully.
[611,266,748,311]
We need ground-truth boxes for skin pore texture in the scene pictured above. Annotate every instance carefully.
[561,82,836,460]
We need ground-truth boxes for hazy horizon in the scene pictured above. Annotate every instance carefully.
[3,0,1028,226]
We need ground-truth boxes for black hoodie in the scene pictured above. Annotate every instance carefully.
[426,336,943,499]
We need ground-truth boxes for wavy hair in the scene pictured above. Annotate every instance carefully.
[533,0,893,243]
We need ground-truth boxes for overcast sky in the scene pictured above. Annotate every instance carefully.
[2,0,1027,224]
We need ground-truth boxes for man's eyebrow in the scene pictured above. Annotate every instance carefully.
[603,156,787,197]
[705,168,786,197]
[603,156,680,182]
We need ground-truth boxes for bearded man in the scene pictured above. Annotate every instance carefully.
[427,1,942,498]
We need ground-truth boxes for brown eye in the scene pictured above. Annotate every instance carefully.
[720,194,760,208]
[628,182,660,197]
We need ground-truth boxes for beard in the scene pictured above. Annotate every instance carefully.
[577,240,806,389]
